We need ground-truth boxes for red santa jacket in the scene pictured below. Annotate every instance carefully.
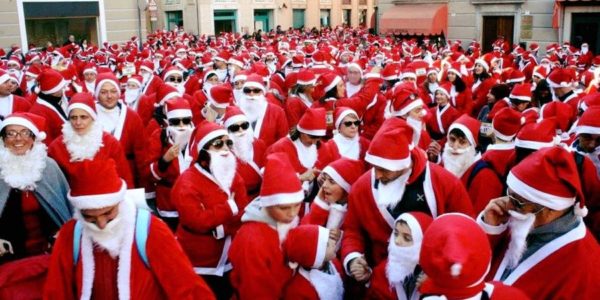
[451,87,473,115]
[282,260,345,300]
[141,75,163,96]
[315,135,370,170]
[285,94,312,129]
[0,94,31,119]
[28,98,68,146]
[472,77,498,117]
[48,132,134,188]
[367,259,419,300]
[361,93,387,141]
[236,139,266,198]
[171,164,248,274]
[426,104,461,141]
[253,103,289,147]
[341,149,474,271]
[267,136,319,175]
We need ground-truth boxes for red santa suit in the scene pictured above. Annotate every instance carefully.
[285,93,313,129]
[426,104,461,141]
[283,261,345,300]
[472,77,498,116]
[0,94,31,120]
[141,74,163,96]
[253,103,290,147]
[361,93,387,140]
[367,259,419,300]
[235,139,266,198]
[315,134,370,170]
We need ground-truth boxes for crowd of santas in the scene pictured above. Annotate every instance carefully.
[1,26,600,299]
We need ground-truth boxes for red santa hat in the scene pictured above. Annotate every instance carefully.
[492,107,523,141]
[322,158,365,193]
[228,55,245,69]
[68,93,97,120]
[214,50,231,63]
[474,54,493,73]
[346,62,363,78]
[448,114,480,146]
[297,69,317,86]
[540,101,575,133]
[319,72,342,94]
[435,82,452,98]
[127,75,143,88]
[193,121,228,152]
[67,159,127,210]
[82,63,97,75]
[381,64,400,81]
[515,118,559,150]
[0,112,47,141]
[333,107,359,130]
[366,119,413,171]
[283,225,330,269]
[223,106,248,129]
[507,146,586,215]
[242,74,266,93]
[546,68,576,88]
[503,69,526,84]
[162,66,183,81]
[139,60,154,73]
[94,72,121,97]
[36,68,67,94]
[207,84,232,109]
[390,83,422,117]
[509,83,532,102]
[446,62,463,78]
[419,213,492,299]
[400,67,417,80]
[396,212,433,247]
[297,107,327,137]
[260,152,304,207]
[164,97,192,120]
[576,107,600,136]
[156,83,180,104]
[532,66,547,80]
[24,65,42,79]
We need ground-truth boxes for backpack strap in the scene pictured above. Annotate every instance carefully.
[574,152,586,194]
[73,221,83,265]
[135,209,152,269]
[466,160,491,189]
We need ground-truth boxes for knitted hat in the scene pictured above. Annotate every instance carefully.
[260,153,304,207]
[448,114,481,146]
[297,107,327,137]
[164,97,192,120]
[0,112,47,141]
[283,225,330,268]
[322,158,366,193]
[67,159,127,210]
[68,93,97,120]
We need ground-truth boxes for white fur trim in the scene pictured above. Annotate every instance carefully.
[41,79,67,95]
[574,201,588,217]
[448,123,476,146]
[398,213,424,245]
[209,97,229,109]
[325,76,342,93]
[323,166,351,193]
[506,76,526,84]
[576,125,600,136]
[312,226,330,268]
[160,91,180,104]
[397,98,424,117]
[364,72,381,79]
[297,126,326,137]
[0,74,10,83]
[476,211,508,235]
[68,103,97,120]
[400,72,417,80]
[166,109,192,120]
[493,129,516,142]
[365,152,411,171]
[514,138,556,150]
[224,114,248,129]
[297,78,317,86]
[140,65,153,73]
[475,59,489,72]
[68,180,126,209]
[95,79,121,97]
[546,77,572,89]
[509,94,532,102]
[313,196,330,210]
[213,225,225,239]
[0,116,42,139]
[259,190,304,207]
[163,69,183,81]
[197,129,228,152]
[343,252,363,276]
[227,199,239,216]
[243,81,266,92]
[334,109,358,129]
[507,172,575,210]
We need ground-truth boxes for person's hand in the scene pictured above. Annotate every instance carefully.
[162,144,180,162]
[0,239,13,257]
[329,228,342,242]
[416,272,428,288]
[427,141,441,162]
[482,196,511,226]
[299,169,316,182]
[370,66,382,74]
[349,257,372,282]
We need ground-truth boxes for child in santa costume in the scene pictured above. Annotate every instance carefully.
[228,152,305,300]
[282,224,345,300]
[44,159,214,299]
[367,212,433,300]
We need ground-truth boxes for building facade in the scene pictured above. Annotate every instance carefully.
[0,0,147,51]
[156,0,377,36]
[378,0,600,54]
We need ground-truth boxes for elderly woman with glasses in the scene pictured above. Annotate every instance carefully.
[171,121,249,300]
[0,113,71,272]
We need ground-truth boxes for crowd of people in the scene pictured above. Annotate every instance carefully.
[0,25,599,299]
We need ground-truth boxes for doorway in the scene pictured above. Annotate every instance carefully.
[570,13,600,54]
[482,16,514,53]
[214,10,237,34]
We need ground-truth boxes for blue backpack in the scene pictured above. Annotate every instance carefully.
[72,209,151,268]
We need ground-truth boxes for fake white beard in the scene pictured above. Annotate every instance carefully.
[62,121,104,162]
[208,150,237,191]
[85,82,95,94]
[124,88,141,106]
[293,139,318,169]
[141,73,152,85]
[202,82,214,95]
[239,95,267,123]
[26,80,36,91]
[167,82,186,95]
[406,116,423,145]
[386,239,420,286]
[167,125,193,149]
[77,200,134,258]
[216,69,228,82]
[442,145,477,178]
[506,210,536,269]
[377,169,411,209]
[0,141,47,191]
[230,129,255,163]
[233,88,244,104]
[333,133,360,160]
[309,265,345,300]
[96,105,120,134]
[346,82,362,97]
[267,62,277,74]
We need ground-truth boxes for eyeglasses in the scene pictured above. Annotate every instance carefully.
[167,77,183,83]
[228,122,250,132]
[342,120,361,127]
[507,190,545,214]
[243,88,262,95]
[210,138,234,150]
[4,129,34,139]
[168,117,192,126]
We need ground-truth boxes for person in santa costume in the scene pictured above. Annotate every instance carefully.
[122,75,143,111]
[316,107,370,170]
[44,159,215,300]
[444,62,473,115]
[171,120,248,300]
[223,105,266,199]
[94,72,147,189]
[285,69,318,129]
[0,69,31,120]
[388,82,432,151]
[472,55,499,116]
[146,97,195,230]
[0,112,71,263]
[282,224,345,300]
[237,74,288,147]
[80,63,97,95]
[345,62,363,97]
[228,152,304,300]
[546,68,582,115]
[477,146,600,299]
[48,92,134,187]
[425,82,461,161]
[441,114,482,179]
[199,83,233,124]
[341,117,474,289]
[28,68,69,146]
[367,212,433,300]
[419,213,529,300]
[138,60,162,96]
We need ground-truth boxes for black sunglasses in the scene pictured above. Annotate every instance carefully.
[228,122,250,132]
[168,77,183,83]
[343,120,361,127]
[211,138,234,149]
[168,117,192,126]
[307,134,321,140]
[243,88,262,94]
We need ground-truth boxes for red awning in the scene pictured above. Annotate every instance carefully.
[379,4,448,35]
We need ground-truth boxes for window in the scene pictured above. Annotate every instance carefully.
[342,9,351,26]
[166,11,183,31]
[359,9,367,27]
[293,9,305,29]
[320,10,330,28]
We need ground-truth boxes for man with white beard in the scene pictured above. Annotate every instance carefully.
[80,63,97,94]
[122,75,143,111]
[388,82,432,151]
[162,66,187,95]
[44,159,215,299]
[223,106,266,199]
[442,115,481,178]
[237,74,288,147]
[171,121,249,300]
[138,60,162,96]
[367,212,432,300]
[341,118,473,289]
[477,146,600,299]
[231,71,247,104]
